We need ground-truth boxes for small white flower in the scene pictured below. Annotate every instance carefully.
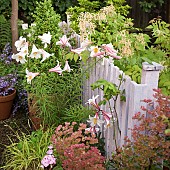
[21,24,28,30]
[38,32,52,48]
[63,60,72,72]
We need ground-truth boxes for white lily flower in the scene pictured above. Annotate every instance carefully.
[12,52,27,64]
[63,60,72,72]
[56,35,71,47]
[29,44,42,59]
[26,68,39,84]
[38,32,52,48]
[40,49,53,63]
[86,95,100,110]
[20,42,29,55]
[90,46,104,58]
[87,115,104,127]
[15,36,27,51]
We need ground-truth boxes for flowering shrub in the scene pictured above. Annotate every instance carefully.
[50,122,106,169]
[112,89,170,169]
[63,143,105,170]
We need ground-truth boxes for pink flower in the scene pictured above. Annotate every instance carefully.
[71,48,85,55]
[49,61,63,75]
[56,35,71,47]
[101,110,112,125]
[102,43,121,59]
[41,155,56,168]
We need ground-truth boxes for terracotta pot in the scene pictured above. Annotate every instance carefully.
[28,93,42,130]
[0,89,16,120]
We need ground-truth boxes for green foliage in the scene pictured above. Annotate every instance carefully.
[124,65,142,84]
[62,104,93,124]
[0,15,11,52]
[2,128,53,170]
[147,19,170,53]
[91,79,120,102]
[139,0,165,13]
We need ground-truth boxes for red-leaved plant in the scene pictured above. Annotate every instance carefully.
[51,122,106,170]
[112,89,170,170]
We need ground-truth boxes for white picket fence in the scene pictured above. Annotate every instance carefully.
[82,57,163,158]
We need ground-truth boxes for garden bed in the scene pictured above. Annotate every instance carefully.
[0,112,32,168]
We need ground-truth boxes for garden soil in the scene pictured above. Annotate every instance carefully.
[0,112,32,169]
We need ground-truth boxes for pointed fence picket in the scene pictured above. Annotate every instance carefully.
[82,58,163,158]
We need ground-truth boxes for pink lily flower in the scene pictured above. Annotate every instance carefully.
[101,110,112,125]
[90,46,105,58]
[80,39,92,49]
[26,68,39,84]
[71,48,85,55]
[56,35,71,47]
[49,61,63,75]
[102,43,121,59]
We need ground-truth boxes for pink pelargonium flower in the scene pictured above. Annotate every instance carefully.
[26,68,39,84]
[38,32,52,48]
[49,61,63,75]
[63,60,72,72]
[102,43,121,59]
[41,155,56,168]
[56,35,71,48]
[86,95,100,110]
[101,110,112,125]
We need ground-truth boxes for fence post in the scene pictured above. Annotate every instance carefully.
[141,62,164,99]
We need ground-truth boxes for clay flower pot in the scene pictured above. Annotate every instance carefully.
[0,89,16,120]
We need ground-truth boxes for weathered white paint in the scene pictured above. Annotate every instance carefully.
[82,58,163,158]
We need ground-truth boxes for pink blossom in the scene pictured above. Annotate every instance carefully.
[56,35,71,47]
[41,155,56,168]
[102,43,121,59]
[71,48,85,55]
[101,110,112,125]
[49,61,63,75]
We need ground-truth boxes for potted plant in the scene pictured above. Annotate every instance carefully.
[0,74,17,120]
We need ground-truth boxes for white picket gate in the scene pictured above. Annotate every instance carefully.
[82,58,163,158]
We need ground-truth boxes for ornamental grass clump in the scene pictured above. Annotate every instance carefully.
[112,89,170,169]
[51,122,106,169]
